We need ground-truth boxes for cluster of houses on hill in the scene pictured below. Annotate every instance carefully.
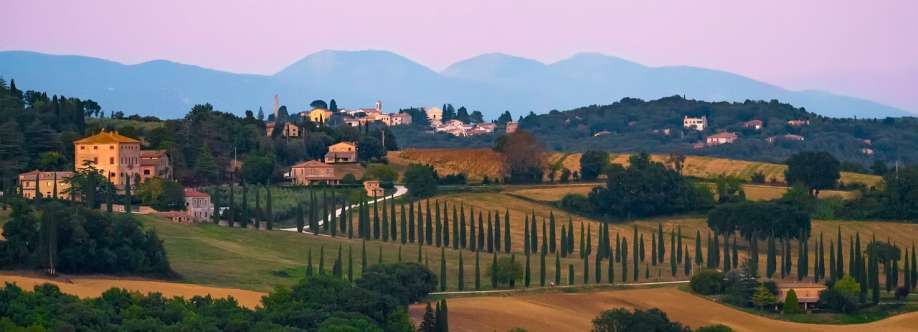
[423,106,516,137]
[17,129,212,223]
[679,115,815,149]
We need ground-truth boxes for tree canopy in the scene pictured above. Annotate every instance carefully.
[785,151,840,197]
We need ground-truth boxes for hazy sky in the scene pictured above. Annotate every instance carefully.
[3,0,917,112]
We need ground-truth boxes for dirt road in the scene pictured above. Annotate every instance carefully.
[410,287,918,332]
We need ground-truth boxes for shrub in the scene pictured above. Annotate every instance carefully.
[559,194,592,214]
[690,269,725,295]
[818,276,860,313]
[404,164,438,198]
[696,325,735,332]
[488,257,523,287]
[356,263,436,305]
[782,289,802,314]
[591,308,690,332]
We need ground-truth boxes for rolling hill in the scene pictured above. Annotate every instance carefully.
[0,50,911,119]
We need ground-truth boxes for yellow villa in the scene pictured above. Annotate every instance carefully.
[307,108,333,124]
[73,129,142,188]
[18,170,73,200]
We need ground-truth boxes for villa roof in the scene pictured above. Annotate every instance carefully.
[19,170,74,180]
[183,188,210,198]
[74,129,140,144]
[140,150,167,158]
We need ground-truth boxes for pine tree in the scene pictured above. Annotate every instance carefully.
[440,247,447,291]
[783,289,801,314]
[458,250,465,291]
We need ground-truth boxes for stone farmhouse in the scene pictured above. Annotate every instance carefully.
[683,116,708,131]
[325,142,358,163]
[288,160,341,185]
[705,132,738,146]
[17,170,73,200]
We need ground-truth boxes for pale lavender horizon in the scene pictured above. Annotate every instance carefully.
[3,0,917,112]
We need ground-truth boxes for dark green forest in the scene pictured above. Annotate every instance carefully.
[393,96,918,166]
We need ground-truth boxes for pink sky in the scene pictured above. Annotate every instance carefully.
[3,0,917,112]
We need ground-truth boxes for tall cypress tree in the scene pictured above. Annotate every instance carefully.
[475,249,481,290]
[487,215,494,253]
[361,240,368,274]
[401,204,408,244]
[425,200,432,245]
[695,230,703,265]
[568,264,575,285]
[731,236,739,269]
[767,233,776,278]
[651,233,658,266]
[684,245,692,276]
[639,233,645,262]
[549,211,557,253]
[435,200,442,247]
[541,220,548,255]
[870,239,879,304]
[477,212,485,252]
[408,202,415,243]
[443,203,451,248]
[493,211,501,253]
[124,175,132,213]
[459,205,467,249]
[837,227,844,277]
[469,209,477,250]
[348,245,354,281]
[491,252,498,288]
[450,205,457,249]
[504,211,511,253]
[829,241,836,281]
[530,216,538,254]
[560,226,568,257]
[633,228,639,281]
[657,224,665,261]
[525,253,532,288]
[677,226,683,263]
[579,223,585,258]
[306,248,314,276]
[524,215,530,255]
[318,246,325,275]
[608,246,615,284]
[390,197,397,240]
[583,251,589,285]
[458,250,464,291]
[440,247,447,291]
[373,194,380,239]
[555,252,561,286]
[594,248,602,283]
[621,238,629,282]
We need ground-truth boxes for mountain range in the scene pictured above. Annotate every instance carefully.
[0,50,912,119]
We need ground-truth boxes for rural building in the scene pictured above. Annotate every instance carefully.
[288,160,341,185]
[325,142,358,163]
[683,116,708,131]
[265,121,300,138]
[74,129,142,188]
[153,210,191,223]
[705,132,738,146]
[861,148,875,156]
[17,170,73,200]
[468,123,496,135]
[742,119,763,130]
[777,283,826,311]
[787,119,810,127]
[139,150,172,181]
[364,180,385,197]
[505,121,518,133]
[388,112,413,126]
[307,108,333,124]
[183,188,214,221]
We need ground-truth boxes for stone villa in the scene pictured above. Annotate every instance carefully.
[17,170,73,200]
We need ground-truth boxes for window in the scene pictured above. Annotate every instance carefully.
[144,170,150,175]
[110,145,114,150]
[93,146,98,150]
[80,146,85,150]
[110,157,115,165]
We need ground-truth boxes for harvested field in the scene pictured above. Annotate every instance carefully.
[507,183,856,202]
[390,148,882,187]
[410,287,918,332]
[0,273,266,309]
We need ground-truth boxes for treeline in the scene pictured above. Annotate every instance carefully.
[514,96,918,165]
[0,78,96,190]
[0,263,438,331]
[0,200,172,275]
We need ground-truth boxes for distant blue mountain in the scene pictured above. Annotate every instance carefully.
[0,50,911,119]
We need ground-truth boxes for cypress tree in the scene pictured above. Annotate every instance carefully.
[870,241,879,304]
[677,226,683,263]
[477,212,485,252]
[837,227,844,277]
[525,253,531,287]
[621,238,629,282]
[440,300,449,332]
[583,251,589,285]
[595,248,602,283]
[361,240,368,273]
[333,245,342,277]
[459,204,467,249]
[491,252,498,288]
[318,246,325,275]
[443,203,450,248]
[684,245,692,276]
[695,230,703,265]
[560,226,568,257]
[639,233,645,262]
[749,233,759,277]
[850,235,856,280]
[509,254,516,288]
[912,244,917,289]
[458,250,464,291]
[435,200,442,247]
[487,215,494,253]
[549,211,557,253]
[347,207,354,239]
[524,215,530,255]
[579,223,585,258]
[658,224,665,260]
[586,225,593,257]
[780,239,787,279]
[425,200,433,245]
[475,249,481,290]
[670,230,676,268]
[329,193,337,237]
[469,209,477,250]
[541,220,548,255]
[408,202,415,243]
[670,241,677,277]
[829,241,836,281]
[731,236,739,269]
[767,233,776,278]
[340,200,347,235]
[373,195,380,239]
[568,264,575,285]
[348,245,354,281]
[651,233,657,266]
[124,175,132,213]
[504,211,511,253]
[450,205,457,249]
[555,252,562,286]
[632,230,639,281]
[401,204,408,244]
[440,247,447,291]
[381,199,389,241]
[540,251,547,287]
[419,302,436,332]
[530,216,538,254]
[724,234,732,272]
[607,247,614,284]
[390,198,397,241]
[494,211,501,253]
[296,204,305,233]
[817,233,825,281]
[306,248,314,276]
